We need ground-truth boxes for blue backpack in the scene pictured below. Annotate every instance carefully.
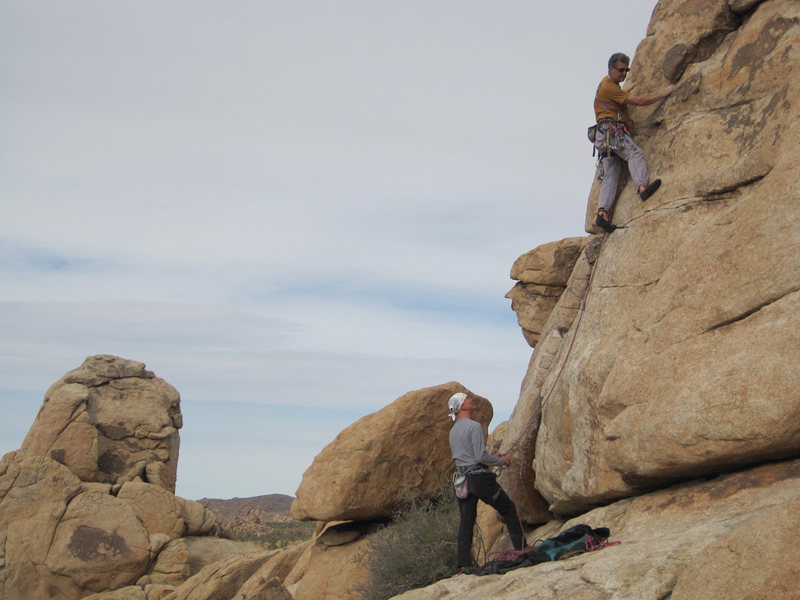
[475,524,614,575]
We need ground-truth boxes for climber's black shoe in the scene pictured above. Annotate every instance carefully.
[596,210,617,233]
[639,178,662,201]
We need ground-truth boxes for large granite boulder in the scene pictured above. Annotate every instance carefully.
[0,454,84,599]
[291,383,493,522]
[46,489,153,593]
[506,0,800,516]
[0,455,220,600]
[162,551,277,600]
[505,236,587,347]
[20,354,182,492]
[234,541,311,599]
[0,356,219,600]
[139,536,263,589]
[288,536,372,600]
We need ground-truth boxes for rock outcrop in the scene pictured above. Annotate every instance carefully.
[396,458,800,600]
[505,237,587,347]
[0,363,491,600]
[0,356,229,600]
[505,0,800,518]
[406,0,800,596]
[291,383,492,522]
[140,536,263,589]
[285,536,372,600]
[21,354,182,492]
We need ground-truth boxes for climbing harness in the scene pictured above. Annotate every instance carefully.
[452,463,497,500]
[591,95,628,179]
[593,119,629,181]
[457,464,493,475]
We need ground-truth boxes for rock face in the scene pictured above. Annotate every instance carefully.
[21,354,182,492]
[0,356,222,600]
[141,536,263,589]
[505,0,800,517]
[500,237,605,523]
[292,383,492,522]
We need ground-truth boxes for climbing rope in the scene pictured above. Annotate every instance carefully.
[585,535,621,552]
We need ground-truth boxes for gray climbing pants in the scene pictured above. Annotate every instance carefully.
[594,124,649,214]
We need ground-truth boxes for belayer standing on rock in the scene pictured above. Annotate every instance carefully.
[448,392,526,574]
[593,52,676,232]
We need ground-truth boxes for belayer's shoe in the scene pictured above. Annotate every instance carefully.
[595,211,617,233]
[639,178,662,201]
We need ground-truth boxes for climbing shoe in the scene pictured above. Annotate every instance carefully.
[595,212,617,233]
[639,178,662,201]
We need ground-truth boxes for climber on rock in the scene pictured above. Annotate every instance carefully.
[593,52,676,233]
[448,392,526,574]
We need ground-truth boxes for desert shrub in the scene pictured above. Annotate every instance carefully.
[237,521,316,548]
[214,519,315,549]
[354,481,461,600]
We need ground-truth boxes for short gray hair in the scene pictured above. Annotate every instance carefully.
[608,52,630,69]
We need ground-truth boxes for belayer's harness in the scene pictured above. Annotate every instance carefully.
[457,464,493,475]
[453,464,502,502]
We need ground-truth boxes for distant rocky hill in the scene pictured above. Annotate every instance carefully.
[200,494,295,521]
[200,494,315,548]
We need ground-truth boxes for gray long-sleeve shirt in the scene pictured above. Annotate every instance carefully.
[449,417,503,468]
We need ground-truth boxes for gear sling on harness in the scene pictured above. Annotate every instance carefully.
[453,464,496,500]
[589,95,627,165]
[594,119,627,156]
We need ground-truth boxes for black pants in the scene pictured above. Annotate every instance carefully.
[457,472,526,567]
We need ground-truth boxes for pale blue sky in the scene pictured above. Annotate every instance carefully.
[1,0,657,499]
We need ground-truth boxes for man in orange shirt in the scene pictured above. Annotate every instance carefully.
[593,52,676,232]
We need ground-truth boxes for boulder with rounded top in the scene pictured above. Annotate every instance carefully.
[291,383,493,522]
